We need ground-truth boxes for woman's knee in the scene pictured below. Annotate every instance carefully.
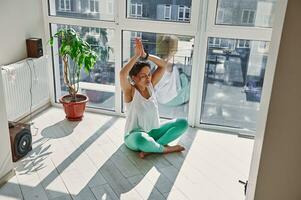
[175,118,188,131]
[135,133,150,145]
[124,132,148,150]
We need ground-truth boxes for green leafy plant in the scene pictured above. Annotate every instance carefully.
[49,28,98,101]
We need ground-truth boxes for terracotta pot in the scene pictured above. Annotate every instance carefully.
[59,94,89,121]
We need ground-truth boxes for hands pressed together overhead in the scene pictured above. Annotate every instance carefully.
[134,38,146,58]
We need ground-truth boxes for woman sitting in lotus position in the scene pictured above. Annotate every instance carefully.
[119,38,188,158]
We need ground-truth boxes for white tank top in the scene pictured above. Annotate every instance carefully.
[124,84,160,136]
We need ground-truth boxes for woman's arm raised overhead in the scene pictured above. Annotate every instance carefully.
[119,38,143,102]
[146,54,168,87]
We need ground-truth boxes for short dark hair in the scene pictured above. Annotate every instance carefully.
[129,61,151,77]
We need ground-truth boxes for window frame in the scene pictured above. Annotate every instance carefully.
[43,0,286,135]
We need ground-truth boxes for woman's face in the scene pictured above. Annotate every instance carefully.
[132,66,151,87]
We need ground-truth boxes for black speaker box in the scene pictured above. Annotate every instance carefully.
[8,122,32,162]
[26,38,43,58]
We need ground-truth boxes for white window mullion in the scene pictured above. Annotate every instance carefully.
[114,0,125,115]
[187,0,208,127]
[42,0,57,105]
[113,28,122,115]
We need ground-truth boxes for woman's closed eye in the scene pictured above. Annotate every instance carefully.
[139,73,151,79]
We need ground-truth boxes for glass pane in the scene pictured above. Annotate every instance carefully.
[49,0,114,21]
[51,24,115,111]
[127,0,192,23]
[122,31,194,119]
[200,37,269,132]
[216,0,277,28]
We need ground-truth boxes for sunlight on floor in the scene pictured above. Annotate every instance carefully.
[0,107,254,200]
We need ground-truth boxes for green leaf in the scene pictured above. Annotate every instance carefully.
[49,37,54,46]
[52,27,99,91]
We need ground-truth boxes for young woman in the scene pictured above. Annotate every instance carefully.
[119,38,188,158]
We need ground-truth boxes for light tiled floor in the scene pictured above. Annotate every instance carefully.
[0,107,254,200]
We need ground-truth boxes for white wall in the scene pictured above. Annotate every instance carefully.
[0,0,45,65]
[254,0,301,199]
[0,74,13,182]
[0,0,45,181]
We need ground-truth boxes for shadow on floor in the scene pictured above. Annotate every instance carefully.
[8,117,197,200]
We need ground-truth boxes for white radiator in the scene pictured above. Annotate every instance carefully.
[1,56,50,121]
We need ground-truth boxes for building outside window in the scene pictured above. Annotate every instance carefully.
[241,9,256,25]
[178,6,190,21]
[107,0,113,14]
[237,40,250,48]
[208,37,221,47]
[89,27,100,35]
[90,0,99,13]
[131,31,142,39]
[59,0,71,11]
[130,3,143,18]
[164,5,171,20]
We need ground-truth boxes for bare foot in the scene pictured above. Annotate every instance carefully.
[138,145,185,159]
[163,145,185,154]
[139,152,152,159]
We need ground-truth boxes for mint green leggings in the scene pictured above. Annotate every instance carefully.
[124,118,188,153]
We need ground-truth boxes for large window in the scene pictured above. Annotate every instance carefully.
[45,0,280,135]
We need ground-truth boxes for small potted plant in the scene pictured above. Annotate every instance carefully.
[50,28,98,121]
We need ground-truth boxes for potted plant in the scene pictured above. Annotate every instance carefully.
[50,28,98,121]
